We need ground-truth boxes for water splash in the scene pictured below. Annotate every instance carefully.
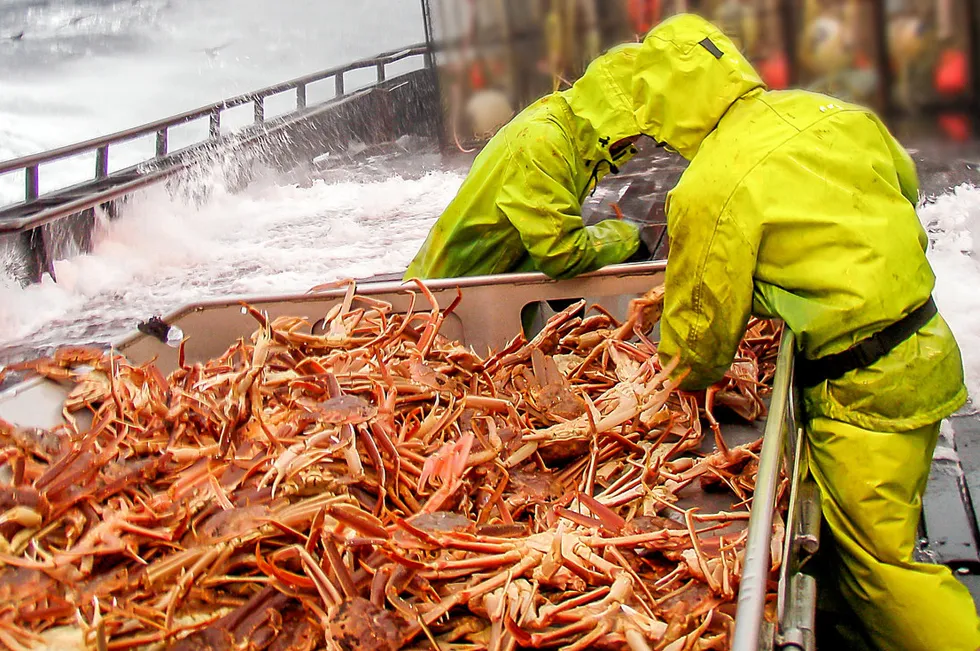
[0,151,464,363]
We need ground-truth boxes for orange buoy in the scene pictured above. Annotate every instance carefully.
[935,49,968,96]
[854,51,872,69]
[469,62,486,91]
[938,113,971,142]
[628,0,660,35]
[759,52,789,89]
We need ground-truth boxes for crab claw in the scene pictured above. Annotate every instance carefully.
[418,432,475,513]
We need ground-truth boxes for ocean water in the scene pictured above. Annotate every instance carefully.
[0,153,466,363]
[0,0,426,200]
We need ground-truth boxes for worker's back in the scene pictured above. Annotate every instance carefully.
[632,13,966,431]
[639,17,978,651]
[671,88,931,359]
[669,86,966,430]
[404,94,574,280]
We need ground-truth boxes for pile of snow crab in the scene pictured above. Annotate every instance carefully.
[0,281,784,651]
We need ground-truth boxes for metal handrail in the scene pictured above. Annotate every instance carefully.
[0,43,427,203]
[0,87,380,235]
[732,328,797,651]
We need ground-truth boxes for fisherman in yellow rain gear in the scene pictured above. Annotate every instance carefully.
[639,13,980,651]
[403,43,645,282]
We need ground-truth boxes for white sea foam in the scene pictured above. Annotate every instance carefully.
[919,182,980,405]
[0,159,463,357]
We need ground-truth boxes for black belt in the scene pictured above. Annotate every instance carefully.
[796,297,938,388]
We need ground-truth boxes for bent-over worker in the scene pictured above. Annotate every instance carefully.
[404,44,645,282]
[640,13,980,651]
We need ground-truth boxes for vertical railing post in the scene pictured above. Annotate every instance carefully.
[731,330,795,651]
[156,128,168,157]
[335,72,345,97]
[376,61,386,83]
[209,108,221,139]
[20,227,54,284]
[253,97,265,124]
[297,84,307,110]
[25,165,39,202]
[870,0,894,115]
[95,145,109,179]
[420,0,437,70]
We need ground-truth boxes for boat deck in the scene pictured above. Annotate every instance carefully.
[2,124,979,639]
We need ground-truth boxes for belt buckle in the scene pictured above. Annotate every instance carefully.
[854,336,887,368]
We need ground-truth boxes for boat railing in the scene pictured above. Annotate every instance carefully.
[0,43,429,234]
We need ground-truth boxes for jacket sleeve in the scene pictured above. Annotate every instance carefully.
[872,115,920,207]
[658,186,757,390]
[497,136,640,280]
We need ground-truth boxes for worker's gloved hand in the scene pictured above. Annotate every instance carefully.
[627,238,652,263]
[622,220,652,262]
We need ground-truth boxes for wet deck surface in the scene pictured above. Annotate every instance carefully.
[925,412,980,603]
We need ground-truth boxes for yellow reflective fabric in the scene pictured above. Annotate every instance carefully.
[404,44,641,282]
[807,417,980,651]
[635,14,965,432]
[633,13,980,650]
[632,14,765,160]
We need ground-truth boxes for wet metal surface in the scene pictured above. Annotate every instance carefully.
[938,414,980,605]
[922,446,980,567]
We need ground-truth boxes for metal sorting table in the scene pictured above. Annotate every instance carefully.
[0,262,819,650]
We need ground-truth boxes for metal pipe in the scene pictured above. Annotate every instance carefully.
[777,415,804,626]
[254,98,265,124]
[377,62,386,82]
[297,84,307,110]
[0,45,427,175]
[335,73,345,97]
[421,0,436,69]
[95,146,109,179]
[25,165,39,202]
[155,129,168,157]
[732,328,795,651]
[781,572,818,650]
